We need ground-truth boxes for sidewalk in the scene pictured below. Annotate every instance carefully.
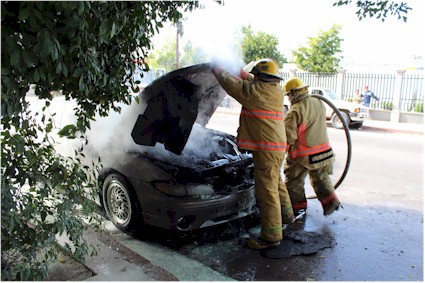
[47,227,178,281]
[47,223,232,281]
[361,119,424,135]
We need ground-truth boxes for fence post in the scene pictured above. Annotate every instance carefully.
[289,69,298,78]
[390,70,406,122]
[337,68,346,99]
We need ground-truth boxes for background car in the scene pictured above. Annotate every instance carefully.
[308,87,369,129]
[283,86,369,129]
[93,64,258,233]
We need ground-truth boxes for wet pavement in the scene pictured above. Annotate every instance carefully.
[67,194,420,281]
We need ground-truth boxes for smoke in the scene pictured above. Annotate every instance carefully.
[83,96,188,168]
[83,97,145,166]
[182,0,246,75]
[83,65,230,169]
[84,105,226,169]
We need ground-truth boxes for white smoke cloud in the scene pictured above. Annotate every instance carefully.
[81,97,145,167]
[83,91,227,169]
[182,0,246,74]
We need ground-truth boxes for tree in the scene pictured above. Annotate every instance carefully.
[180,40,209,68]
[148,35,179,72]
[241,26,287,66]
[292,24,343,73]
[333,0,412,22]
[148,38,208,72]
[1,1,201,280]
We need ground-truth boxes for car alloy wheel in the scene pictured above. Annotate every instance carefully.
[331,111,349,129]
[107,181,131,226]
[102,173,139,232]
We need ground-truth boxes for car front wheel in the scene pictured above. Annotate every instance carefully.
[331,111,349,129]
[102,173,141,232]
[350,121,363,129]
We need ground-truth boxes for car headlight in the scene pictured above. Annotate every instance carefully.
[353,108,359,113]
[153,182,214,197]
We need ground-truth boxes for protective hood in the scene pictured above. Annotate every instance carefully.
[131,63,227,155]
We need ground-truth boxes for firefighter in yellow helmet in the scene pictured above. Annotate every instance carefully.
[212,59,294,250]
[283,77,341,216]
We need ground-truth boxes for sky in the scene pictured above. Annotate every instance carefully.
[152,0,424,71]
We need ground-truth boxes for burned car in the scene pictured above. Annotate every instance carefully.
[96,64,257,232]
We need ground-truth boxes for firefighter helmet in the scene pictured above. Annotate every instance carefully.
[283,77,308,95]
[250,59,282,80]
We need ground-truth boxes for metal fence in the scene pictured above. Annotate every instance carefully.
[401,73,424,112]
[280,70,424,112]
[280,72,338,91]
[342,73,397,109]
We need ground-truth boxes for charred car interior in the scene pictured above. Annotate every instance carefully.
[98,64,257,232]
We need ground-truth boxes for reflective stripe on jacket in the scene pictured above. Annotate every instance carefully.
[287,122,332,158]
[213,70,287,152]
[285,92,334,168]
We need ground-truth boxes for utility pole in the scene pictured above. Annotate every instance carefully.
[176,23,179,69]
[176,21,183,69]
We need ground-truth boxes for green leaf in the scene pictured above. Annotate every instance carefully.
[38,30,52,57]
[34,69,40,82]
[46,122,53,133]
[57,124,77,138]
[79,76,84,92]
[111,22,117,38]
[55,62,62,74]
[62,64,68,77]
[22,50,33,68]
[19,8,30,20]
[10,51,21,67]
[99,19,113,38]
[51,45,59,60]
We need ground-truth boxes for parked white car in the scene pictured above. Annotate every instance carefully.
[309,87,369,129]
[283,86,369,129]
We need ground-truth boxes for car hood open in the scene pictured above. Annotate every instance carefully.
[131,63,227,155]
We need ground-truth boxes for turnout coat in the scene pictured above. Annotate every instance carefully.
[213,70,287,153]
[284,91,335,170]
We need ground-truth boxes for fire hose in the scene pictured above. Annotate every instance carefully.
[305,94,352,199]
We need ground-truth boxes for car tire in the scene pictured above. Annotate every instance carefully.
[350,122,363,129]
[102,173,142,232]
[331,111,349,129]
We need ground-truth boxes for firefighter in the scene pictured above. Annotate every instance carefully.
[211,59,294,250]
[283,77,341,216]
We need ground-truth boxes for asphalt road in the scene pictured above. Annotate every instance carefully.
[111,114,423,281]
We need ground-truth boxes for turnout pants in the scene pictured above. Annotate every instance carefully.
[284,158,336,213]
[252,151,294,242]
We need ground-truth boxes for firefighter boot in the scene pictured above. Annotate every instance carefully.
[247,237,281,250]
[323,198,340,216]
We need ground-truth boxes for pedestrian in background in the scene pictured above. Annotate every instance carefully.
[361,85,379,107]
[212,59,294,250]
[354,89,361,104]
[282,77,341,217]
